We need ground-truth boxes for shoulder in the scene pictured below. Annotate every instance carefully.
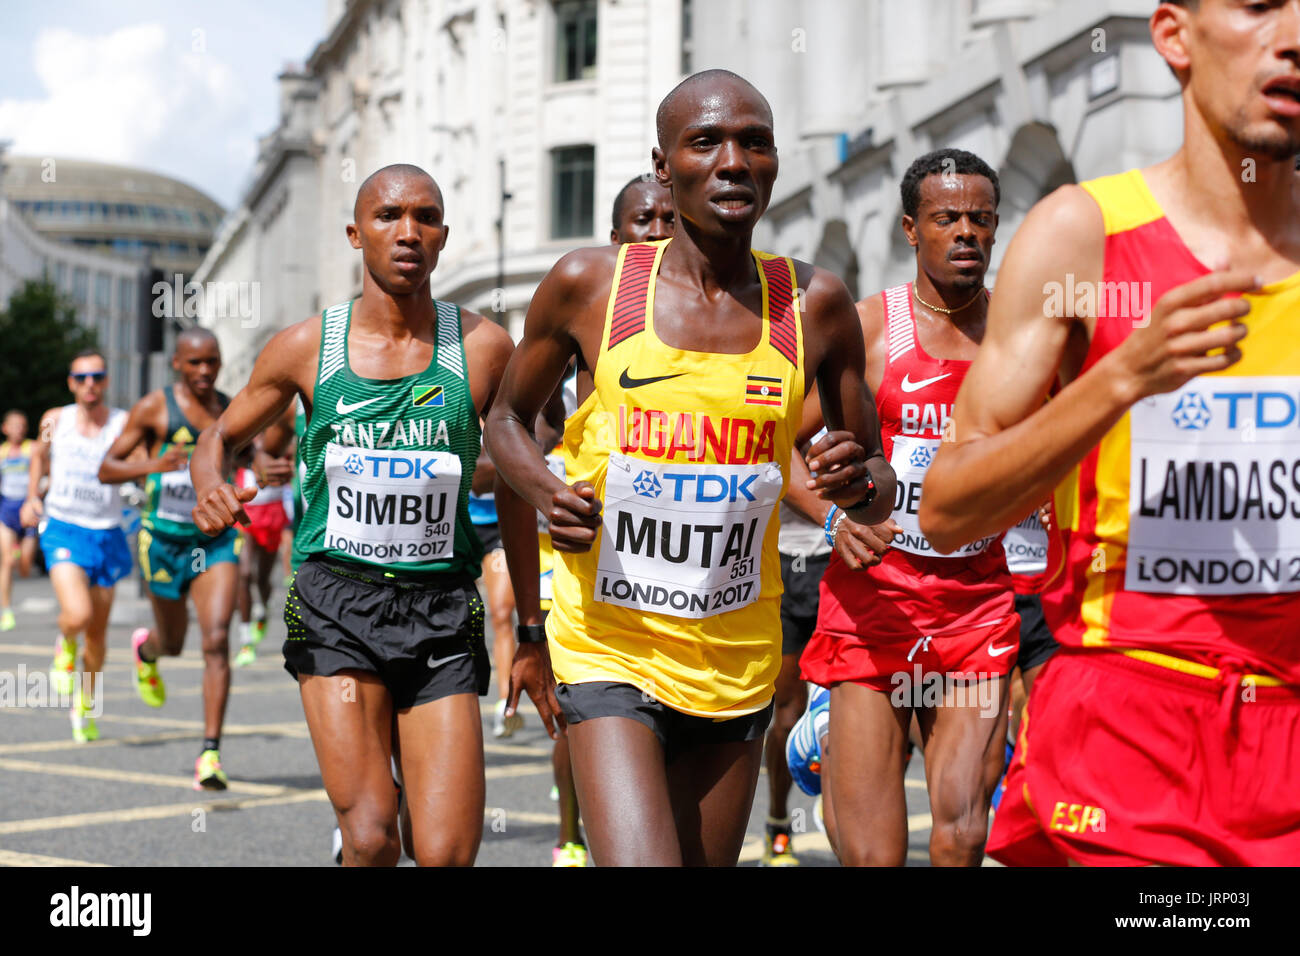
[543,246,622,303]
[38,407,63,434]
[131,389,167,417]
[787,260,857,328]
[855,290,886,341]
[1017,184,1104,247]
[460,309,513,360]
[256,314,323,374]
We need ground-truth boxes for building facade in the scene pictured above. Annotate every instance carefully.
[196,0,1182,387]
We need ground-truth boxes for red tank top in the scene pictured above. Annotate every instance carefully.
[816,283,1014,641]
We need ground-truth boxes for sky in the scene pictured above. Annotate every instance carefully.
[0,0,329,210]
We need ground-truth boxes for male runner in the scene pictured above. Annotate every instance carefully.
[609,173,675,245]
[99,328,242,789]
[468,469,521,737]
[1,410,38,630]
[232,442,293,667]
[800,149,1016,867]
[190,163,538,867]
[487,70,894,866]
[921,0,1300,866]
[21,351,131,742]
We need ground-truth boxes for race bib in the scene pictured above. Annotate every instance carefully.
[323,442,462,564]
[1004,511,1048,577]
[595,453,783,619]
[156,461,197,525]
[1127,378,1300,595]
[888,435,997,557]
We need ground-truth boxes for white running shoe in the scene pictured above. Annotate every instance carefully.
[493,698,524,738]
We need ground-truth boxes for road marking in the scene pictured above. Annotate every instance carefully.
[0,790,329,836]
[0,707,311,737]
[0,849,109,867]
[0,757,293,795]
[484,808,559,826]
[484,761,554,780]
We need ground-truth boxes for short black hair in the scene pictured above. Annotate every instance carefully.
[611,174,660,230]
[69,348,105,368]
[900,148,1000,220]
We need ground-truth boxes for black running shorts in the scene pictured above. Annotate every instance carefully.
[780,551,830,657]
[555,681,774,765]
[283,557,489,709]
[1014,592,1060,673]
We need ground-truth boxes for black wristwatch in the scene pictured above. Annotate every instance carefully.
[845,474,877,512]
[516,624,547,644]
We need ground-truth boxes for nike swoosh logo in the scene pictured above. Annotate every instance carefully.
[427,651,469,669]
[336,396,382,415]
[899,373,951,393]
[619,368,685,389]
[987,643,1016,658]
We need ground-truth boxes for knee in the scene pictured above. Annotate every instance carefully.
[203,626,230,656]
[930,811,990,861]
[411,832,479,868]
[339,812,401,866]
[771,700,802,740]
[59,609,92,634]
[836,834,906,867]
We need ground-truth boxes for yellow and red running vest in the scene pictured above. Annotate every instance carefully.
[547,239,805,716]
[1048,170,1300,684]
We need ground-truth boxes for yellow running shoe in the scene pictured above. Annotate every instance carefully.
[194,749,228,791]
[50,635,76,697]
[0,608,15,631]
[234,643,257,668]
[759,825,800,867]
[70,687,98,743]
[131,627,165,708]
[551,842,588,867]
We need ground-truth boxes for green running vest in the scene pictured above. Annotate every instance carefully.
[296,299,483,576]
[143,386,229,539]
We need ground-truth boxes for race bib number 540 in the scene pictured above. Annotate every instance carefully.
[595,453,783,618]
[324,443,462,564]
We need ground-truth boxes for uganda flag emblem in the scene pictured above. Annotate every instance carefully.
[745,374,782,407]
[412,385,445,407]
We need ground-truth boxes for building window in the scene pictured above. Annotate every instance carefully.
[681,0,693,75]
[118,277,133,316]
[551,145,595,239]
[553,0,597,83]
[72,268,89,306]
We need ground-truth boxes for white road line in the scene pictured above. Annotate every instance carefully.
[0,849,110,867]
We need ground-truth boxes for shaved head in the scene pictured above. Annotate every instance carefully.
[655,69,773,149]
[175,326,218,356]
[353,164,444,221]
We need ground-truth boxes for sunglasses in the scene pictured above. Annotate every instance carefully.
[70,372,107,383]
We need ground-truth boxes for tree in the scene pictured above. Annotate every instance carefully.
[0,279,100,432]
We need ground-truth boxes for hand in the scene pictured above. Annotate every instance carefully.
[545,481,602,554]
[192,482,257,535]
[253,449,294,486]
[804,430,871,508]
[833,517,900,571]
[1111,269,1257,402]
[19,496,42,529]
[1037,500,1053,533]
[158,447,190,472]
[507,641,566,740]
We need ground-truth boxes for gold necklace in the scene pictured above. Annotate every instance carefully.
[912,285,986,315]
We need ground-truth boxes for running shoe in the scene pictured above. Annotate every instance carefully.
[234,643,257,668]
[493,698,523,739]
[813,795,826,834]
[331,826,343,865]
[194,749,228,790]
[759,824,799,867]
[549,784,559,802]
[70,687,98,743]
[551,842,588,867]
[51,635,76,697]
[0,608,14,631]
[132,628,165,707]
[786,683,830,796]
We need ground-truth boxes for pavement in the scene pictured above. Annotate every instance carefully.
[0,571,951,867]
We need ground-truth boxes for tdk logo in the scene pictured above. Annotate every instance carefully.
[909,445,934,469]
[1171,393,1211,430]
[662,472,757,503]
[1210,390,1299,429]
[632,470,662,498]
[349,454,440,479]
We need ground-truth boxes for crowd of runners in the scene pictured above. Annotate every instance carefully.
[4,1,1298,866]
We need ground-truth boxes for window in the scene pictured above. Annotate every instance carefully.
[72,267,89,306]
[95,274,111,309]
[550,146,595,239]
[118,277,133,316]
[553,0,596,82]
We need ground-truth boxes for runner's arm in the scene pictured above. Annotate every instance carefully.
[19,408,57,525]
[920,186,1256,552]
[485,249,607,554]
[98,392,180,484]
[191,321,317,534]
[803,266,896,525]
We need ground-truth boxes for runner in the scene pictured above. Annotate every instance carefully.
[609,173,675,244]
[20,351,131,742]
[190,163,539,867]
[800,148,1016,867]
[468,472,521,738]
[232,430,294,667]
[1,410,38,631]
[98,328,242,788]
[921,0,1300,866]
[486,70,894,866]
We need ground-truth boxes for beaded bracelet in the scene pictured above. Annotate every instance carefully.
[822,505,841,548]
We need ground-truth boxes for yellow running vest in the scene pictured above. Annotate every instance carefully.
[547,239,805,716]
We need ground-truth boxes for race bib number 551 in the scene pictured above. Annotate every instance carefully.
[595,453,783,619]
[324,443,462,564]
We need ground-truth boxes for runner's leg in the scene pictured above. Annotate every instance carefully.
[0,524,15,611]
[82,585,114,703]
[552,733,583,847]
[481,549,515,701]
[189,562,239,742]
[299,671,401,866]
[669,737,765,866]
[765,653,806,820]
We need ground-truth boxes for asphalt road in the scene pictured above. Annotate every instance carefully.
[0,570,947,867]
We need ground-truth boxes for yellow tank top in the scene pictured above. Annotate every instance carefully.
[547,239,806,716]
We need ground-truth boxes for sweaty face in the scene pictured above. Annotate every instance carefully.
[654,82,778,237]
[1183,0,1300,160]
[613,184,676,243]
[172,338,221,396]
[906,174,997,293]
[67,356,107,407]
[348,174,448,294]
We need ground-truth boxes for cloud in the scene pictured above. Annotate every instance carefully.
[0,23,250,206]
